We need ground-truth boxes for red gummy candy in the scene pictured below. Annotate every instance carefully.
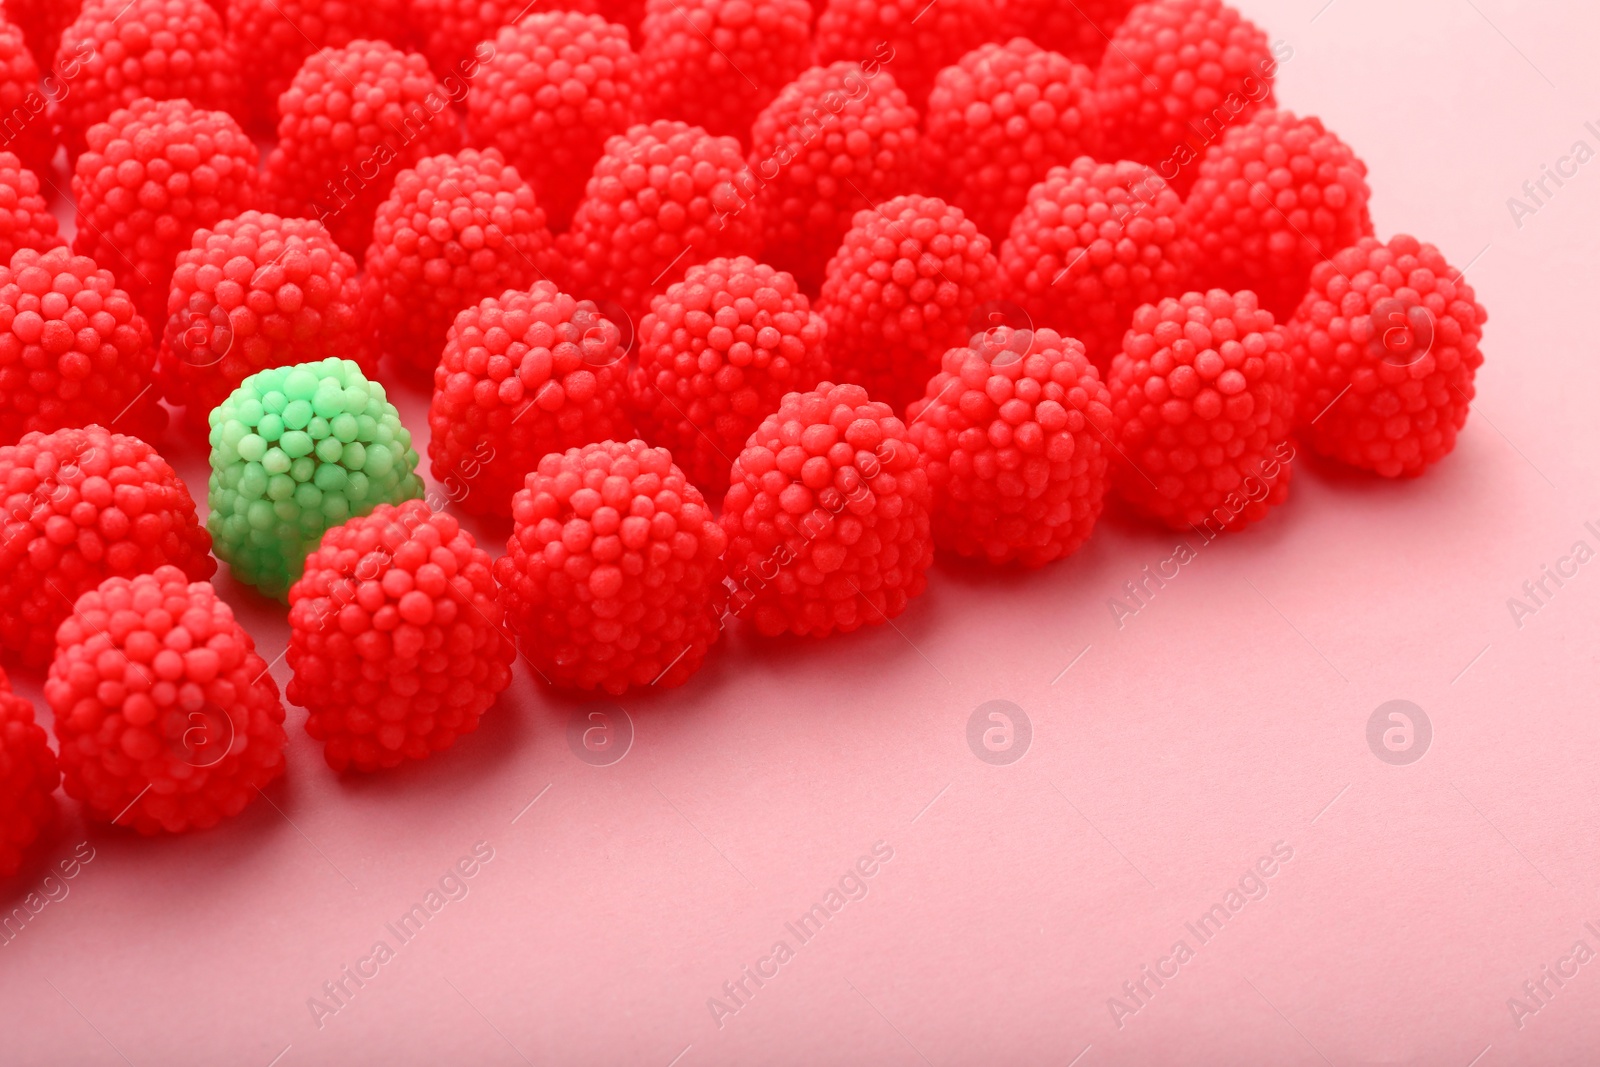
[998,0,1134,65]
[906,325,1113,565]
[1184,109,1374,319]
[265,39,464,255]
[496,439,728,693]
[158,211,372,430]
[363,148,556,378]
[815,0,999,107]
[816,194,998,413]
[465,11,642,232]
[744,60,920,292]
[721,381,933,637]
[428,282,635,518]
[0,247,162,447]
[410,0,600,74]
[1107,289,1294,531]
[628,256,828,497]
[45,566,286,834]
[3,0,82,70]
[287,500,514,773]
[0,151,64,266]
[998,157,1194,368]
[922,38,1102,238]
[1,426,215,669]
[637,0,813,140]
[0,14,51,174]
[71,97,260,326]
[0,665,59,876]
[1289,235,1488,478]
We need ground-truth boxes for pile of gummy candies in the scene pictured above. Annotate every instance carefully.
[0,0,1486,859]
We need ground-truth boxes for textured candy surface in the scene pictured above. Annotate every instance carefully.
[1096,0,1278,192]
[998,0,1134,65]
[1,425,214,669]
[906,326,1112,565]
[465,12,641,232]
[496,439,727,693]
[287,500,514,772]
[0,664,59,875]
[0,15,50,174]
[1183,109,1373,318]
[745,60,920,292]
[363,148,555,378]
[922,39,1101,238]
[159,211,371,431]
[4,0,83,69]
[71,97,261,326]
[1289,235,1488,478]
[721,381,933,637]
[0,246,162,447]
[629,256,828,496]
[1107,289,1294,531]
[265,39,464,255]
[55,0,238,155]
[44,565,287,834]
[815,0,999,106]
[428,282,635,518]
[411,0,600,74]
[637,0,813,140]
[998,157,1194,367]
[559,120,761,318]
[0,151,63,268]
[207,358,423,598]
[227,0,413,129]
[816,194,998,413]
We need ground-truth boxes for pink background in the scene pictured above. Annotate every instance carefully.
[4,0,1599,1063]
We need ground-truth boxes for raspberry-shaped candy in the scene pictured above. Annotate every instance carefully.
[3,0,81,69]
[906,326,1112,565]
[637,0,813,140]
[1289,235,1487,478]
[1184,110,1373,319]
[1096,0,1278,192]
[0,666,59,875]
[208,358,423,598]
[816,194,999,413]
[265,40,464,255]
[71,97,261,326]
[629,256,827,496]
[465,12,641,233]
[227,0,413,129]
[428,283,634,518]
[496,439,727,693]
[0,151,64,265]
[0,247,162,447]
[721,382,933,637]
[998,0,1134,65]
[159,211,371,432]
[45,566,287,834]
[559,120,761,318]
[746,61,920,291]
[815,0,999,106]
[364,149,556,378]
[411,0,601,74]
[1107,289,1293,531]
[998,158,1194,367]
[1,425,214,669]
[54,0,238,156]
[922,39,1102,238]
[0,16,51,174]
[287,500,514,772]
